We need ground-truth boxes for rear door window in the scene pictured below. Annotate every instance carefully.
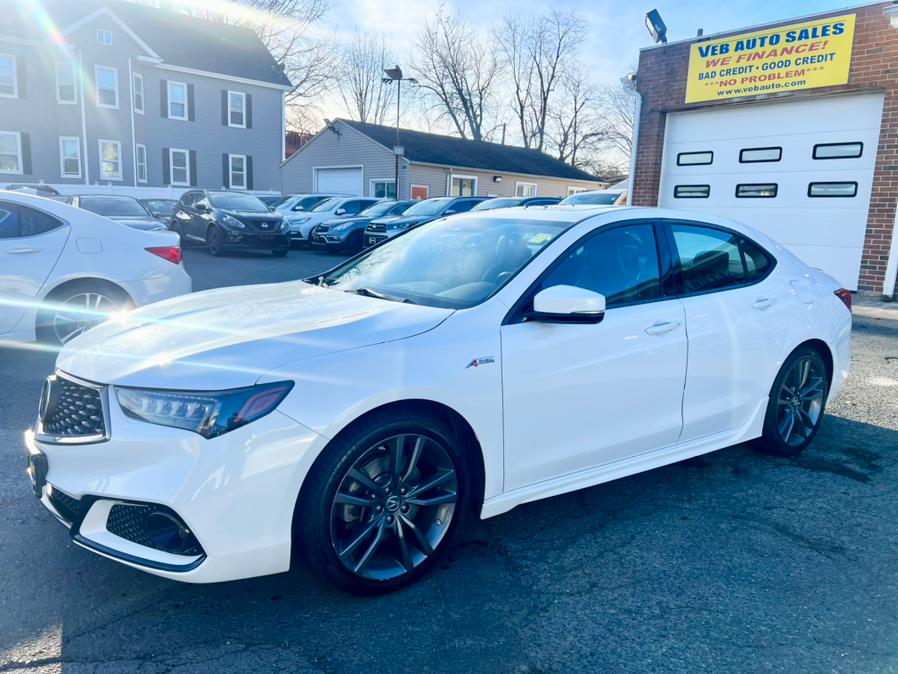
[0,201,64,238]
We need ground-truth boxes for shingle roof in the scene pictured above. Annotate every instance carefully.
[338,119,603,182]
[0,0,290,87]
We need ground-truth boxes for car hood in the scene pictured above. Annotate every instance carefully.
[109,216,168,231]
[219,209,282,222]
[372,215,433,226]
[57,282,453,389]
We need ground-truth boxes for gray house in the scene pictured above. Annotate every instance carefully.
[281,119,606,200]
[0,0,289,193]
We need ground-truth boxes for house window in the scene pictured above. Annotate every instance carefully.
[98,139,122,180]
[229,154,247,189]
[132,73,144,114]
[56,62,77,104]
[739,147,781,163]
[370,180,395,198]
[96,29,112,46]
[450,174,477,196]
[677,151,713,166]
[168,81,187,120]
[0,54,17,98]
[170,148,190,186]
[228,91,246,128]
[136,144,147,183]
[567,186,587,196]
[515,182,537,197]
[0,131,23,174]
[95,66,118,108]
[59,137,81,178]
[813,142,863,160]
[674,184,710,198]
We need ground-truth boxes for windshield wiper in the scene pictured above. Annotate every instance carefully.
[345,287,415,304]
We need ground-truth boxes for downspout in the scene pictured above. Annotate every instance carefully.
[624,76,641,206]
[128,58,137,187]
[882,200,898,299]
[78,49,90,185]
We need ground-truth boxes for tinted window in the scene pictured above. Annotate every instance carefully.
[209,194,268,211]
[742,238,773,280]
[180,192,198,207]
[0,201,63,239]
[341,200,369,215]
[450,199,480,213]
[79,196,148,217]
[539,224,661,307]
[672,224,746,293]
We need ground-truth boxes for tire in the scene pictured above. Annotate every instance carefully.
[753,346,829,456]
[37,280,131,345]
[272,249,288,257]
[207,226,223,256]
[295,409,470,594]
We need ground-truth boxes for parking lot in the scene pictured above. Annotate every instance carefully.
[2,247,898,672]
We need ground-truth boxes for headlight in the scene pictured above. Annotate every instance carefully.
[387,221,410,231]
[330,221,352,232]
[115,381,294,439]
[288,217,309,225]
[220,214,245,229]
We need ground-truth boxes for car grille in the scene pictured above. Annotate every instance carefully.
[107,504,204,556]
[368,223,386,233]
[238,217,281,233]
[38,375,106,441]
[48,486,84,525]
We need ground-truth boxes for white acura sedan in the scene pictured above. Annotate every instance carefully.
[24,206,851,593]
[0,191,191,345]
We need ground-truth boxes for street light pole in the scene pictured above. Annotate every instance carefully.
[383,65,415,200]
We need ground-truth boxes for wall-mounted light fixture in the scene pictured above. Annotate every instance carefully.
[886,2,898,29]
[493,176,503,183]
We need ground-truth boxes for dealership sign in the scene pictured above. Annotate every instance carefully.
[685,14,856,103]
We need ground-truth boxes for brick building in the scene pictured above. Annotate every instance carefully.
[632,2,898,296]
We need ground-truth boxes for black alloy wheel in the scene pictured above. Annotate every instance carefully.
[755,346,829,456]
[296,410,469,593]
[207,226,223,256]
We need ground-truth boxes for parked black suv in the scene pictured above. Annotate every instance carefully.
[171,191,288,256]
[364,196,489,247]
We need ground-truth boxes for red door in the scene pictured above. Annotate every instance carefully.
[411,185,429,201]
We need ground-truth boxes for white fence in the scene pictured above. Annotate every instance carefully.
[13,183,280,199]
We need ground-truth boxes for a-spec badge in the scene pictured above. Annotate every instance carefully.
[466,356,495,369]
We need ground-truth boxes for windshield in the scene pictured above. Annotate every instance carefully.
[142,199,176,215]
[80,196,148,217]
[358,201,397,218]
[312,197,341,212]
[472,198,520,211]
[210,194,269,211]
[561,192,618,205]
[402,198,452,217]
[317,216,568,309]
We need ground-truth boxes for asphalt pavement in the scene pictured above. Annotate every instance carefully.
[2,247,898,672]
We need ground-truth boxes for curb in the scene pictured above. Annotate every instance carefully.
[854,305,898,321]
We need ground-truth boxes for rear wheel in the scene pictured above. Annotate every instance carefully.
[754,346,829,456]
[296,410,469,594]
[207,226,223,256]
[37,281,131,345]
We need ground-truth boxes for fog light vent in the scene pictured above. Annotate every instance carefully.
[107,504,203,556]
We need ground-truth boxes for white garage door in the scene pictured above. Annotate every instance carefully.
[314,167,363,195]
[659,93,884,290]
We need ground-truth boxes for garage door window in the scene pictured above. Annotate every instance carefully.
[813,142,863,160]
[677,151,713,166]
[808,182,858,198]
[739,147,781,163]
[674,184,710,199]
[736,183,777,198]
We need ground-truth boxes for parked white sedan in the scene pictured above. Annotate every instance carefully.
[25,206,850,593]
[0,191,191,345]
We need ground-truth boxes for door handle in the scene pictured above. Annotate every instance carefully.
[6,246,42,255]
[645,320,681,336]
[752,297,777,310]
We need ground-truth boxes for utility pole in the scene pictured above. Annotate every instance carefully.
[383,65,416,199]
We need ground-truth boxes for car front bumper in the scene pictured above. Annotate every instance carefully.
[220,230,290,250]
[25,392,324,583]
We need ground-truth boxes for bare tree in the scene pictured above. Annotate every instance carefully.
[412,9,498,141]
[174,0,334,116]
[496,10,585,152]
[598,84,637,160]
[548,70,605,171]
[337,32,394,125]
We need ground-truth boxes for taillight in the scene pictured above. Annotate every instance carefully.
[146,246,182,265]
[834,288,852,311]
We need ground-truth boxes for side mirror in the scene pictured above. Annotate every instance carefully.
[196,203,209,213]
[528,285,606,324]
[335,208,346,216]
[444,209,458,215]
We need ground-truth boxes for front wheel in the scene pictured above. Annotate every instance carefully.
[37,281,131,345]
[295,410,469,594]
[754,346,829,456]
[207,226,223,256]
